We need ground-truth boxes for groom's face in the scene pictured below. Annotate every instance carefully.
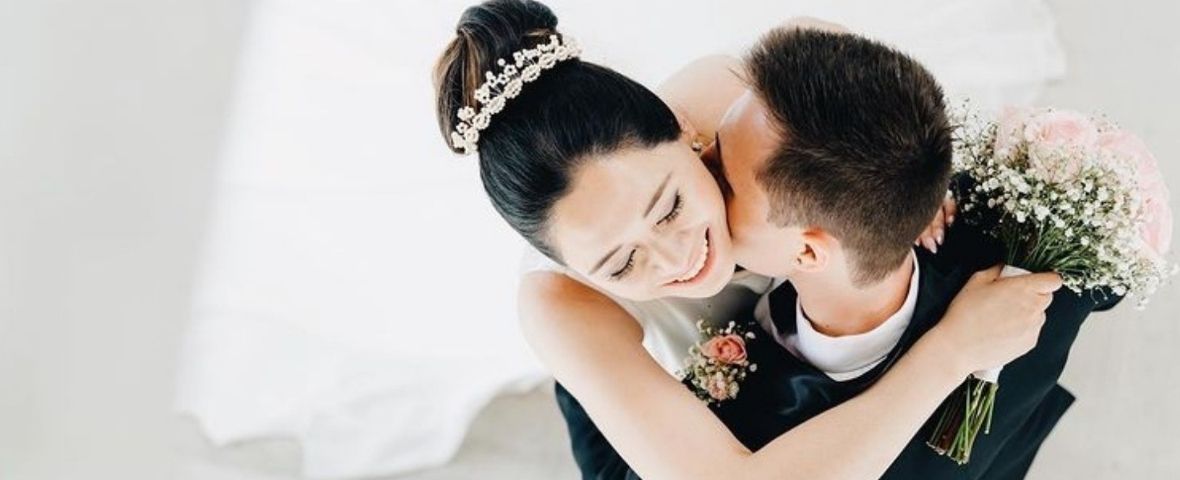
[707,91,810,278]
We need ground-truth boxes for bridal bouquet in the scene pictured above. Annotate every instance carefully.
[928,106,1175,464]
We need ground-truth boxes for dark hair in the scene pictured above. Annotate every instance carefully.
[745,27,953,285]
[434,0,681,261]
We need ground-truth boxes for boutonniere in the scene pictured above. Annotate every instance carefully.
[679,320,758,404]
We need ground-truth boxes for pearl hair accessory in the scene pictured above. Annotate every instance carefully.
[450,34,582,155]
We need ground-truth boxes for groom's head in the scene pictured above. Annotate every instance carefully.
[711,28,952,286]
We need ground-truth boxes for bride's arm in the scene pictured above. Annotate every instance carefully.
[519,267,1057,480]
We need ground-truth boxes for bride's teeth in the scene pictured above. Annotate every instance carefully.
[677,235,710,282]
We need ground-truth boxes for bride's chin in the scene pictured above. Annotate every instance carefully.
[708,262,737,290]
[687,263,736,298]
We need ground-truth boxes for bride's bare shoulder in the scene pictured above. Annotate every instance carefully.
[656,18,850,138]
[656,55,746,140]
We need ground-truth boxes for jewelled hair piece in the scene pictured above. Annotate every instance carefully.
[450,34,581,155]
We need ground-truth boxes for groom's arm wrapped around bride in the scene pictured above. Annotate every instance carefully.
[554,205,1122,479]
[722,198,1122,479]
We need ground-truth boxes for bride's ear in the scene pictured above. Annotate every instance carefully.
[669,104,704,150]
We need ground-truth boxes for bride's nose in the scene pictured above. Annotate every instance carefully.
[648,232,693,280]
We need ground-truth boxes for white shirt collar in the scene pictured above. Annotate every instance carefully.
[790,251,920,381]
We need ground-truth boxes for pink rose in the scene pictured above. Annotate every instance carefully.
[702,334,748,364]
[1025,110,1100,152]
[993,105,1031,155]
[705,372,731,401]
[1141,191,1174,257]
[1100,130,1164,190]
[1023,109,1100,182]
[1100,130,1173,255]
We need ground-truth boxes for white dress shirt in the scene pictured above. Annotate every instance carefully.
[756,252,919,381]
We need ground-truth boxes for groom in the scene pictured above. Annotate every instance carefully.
[556,27,1120,479]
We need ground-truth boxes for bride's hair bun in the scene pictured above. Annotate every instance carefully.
[431,1,680,260]
[434,0,560,149]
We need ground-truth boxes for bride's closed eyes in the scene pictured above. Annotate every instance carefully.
[658,192,684,226]
[608,251,635,280]
[609,192,684,280]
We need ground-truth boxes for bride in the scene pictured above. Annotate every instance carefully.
[433,1,1058,478]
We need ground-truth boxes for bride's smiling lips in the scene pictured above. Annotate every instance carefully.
[665,227,716,287]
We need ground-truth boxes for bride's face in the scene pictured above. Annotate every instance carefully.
[547,141,737,301]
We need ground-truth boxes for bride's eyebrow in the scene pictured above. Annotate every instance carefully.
[589,245,621,275]
[643,172,673,217]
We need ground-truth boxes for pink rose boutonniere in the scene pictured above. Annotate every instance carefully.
[680,321,758,404]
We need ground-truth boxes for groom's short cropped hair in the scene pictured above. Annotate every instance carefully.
[745,27,953,286]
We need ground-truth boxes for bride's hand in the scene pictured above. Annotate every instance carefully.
[916,194,957,253]
[929,264,1063,376]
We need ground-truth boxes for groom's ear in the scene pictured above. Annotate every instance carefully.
[793,228,833,272]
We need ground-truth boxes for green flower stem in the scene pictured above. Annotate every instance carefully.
[927,377,1000,465]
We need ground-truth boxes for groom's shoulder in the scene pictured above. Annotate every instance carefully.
[926,220,1005,275]
[929,174,1006,272]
